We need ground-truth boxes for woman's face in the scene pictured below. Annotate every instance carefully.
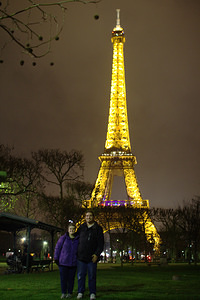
[68,225,76,235]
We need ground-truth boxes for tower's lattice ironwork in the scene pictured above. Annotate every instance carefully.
[85,10,160,249]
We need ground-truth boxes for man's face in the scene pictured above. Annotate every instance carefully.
[85,212,94,224]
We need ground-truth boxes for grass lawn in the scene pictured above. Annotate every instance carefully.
[0,262,200,299]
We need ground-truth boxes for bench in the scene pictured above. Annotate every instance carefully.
[31,260,52,272]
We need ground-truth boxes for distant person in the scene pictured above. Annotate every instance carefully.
[54,223,79,299]
[76,210,104,300]
[21,244,33,272]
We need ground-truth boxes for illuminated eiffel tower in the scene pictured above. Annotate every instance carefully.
[86,10,160,248]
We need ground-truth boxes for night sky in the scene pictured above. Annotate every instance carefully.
[0,0,200,209]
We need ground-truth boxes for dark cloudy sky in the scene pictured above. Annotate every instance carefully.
[0,0,200,209]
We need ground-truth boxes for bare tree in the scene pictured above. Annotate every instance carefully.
[37,180,92,228]
[0,0,100,59]
[39,180,93,228]
[0,144,41,213]
[152,207,182,262]
[11,191,41,219]
[177,197,200,265]
[39,194,85,228]
[66,180,94,207]
[32,148,84,201]
[95,206,117,262]
[94,206,154,264]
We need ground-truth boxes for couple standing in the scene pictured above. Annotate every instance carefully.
[54,211,104,299]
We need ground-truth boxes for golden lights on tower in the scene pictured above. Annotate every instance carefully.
[86,9,160,250]
[105,9,130,153]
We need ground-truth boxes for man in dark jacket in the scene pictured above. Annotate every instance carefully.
[76,210,104,300]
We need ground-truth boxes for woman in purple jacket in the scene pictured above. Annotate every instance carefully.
[54,223,79,299]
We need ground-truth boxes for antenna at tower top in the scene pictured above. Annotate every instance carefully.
[113,8,123,31]
[116,9,120,27]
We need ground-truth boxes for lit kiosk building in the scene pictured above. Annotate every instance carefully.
[85,10,160,250]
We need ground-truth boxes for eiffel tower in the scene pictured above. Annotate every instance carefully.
[86,10,160,249]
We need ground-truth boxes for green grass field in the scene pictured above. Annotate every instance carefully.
[0,263,200,300]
